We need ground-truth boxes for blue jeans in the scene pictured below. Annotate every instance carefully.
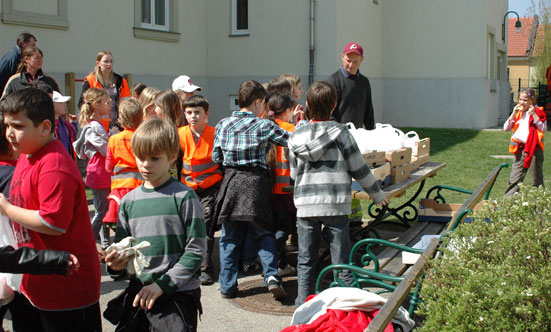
[218,221,280,294]
[295,215,351,306]
[240,228,258,267]
[91,188,110,248]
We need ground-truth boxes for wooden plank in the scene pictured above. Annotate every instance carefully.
[380,222,444,276]
[373,222,431,272]
[366,238,439,332]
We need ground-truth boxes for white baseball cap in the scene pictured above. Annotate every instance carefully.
[52,91,71,103]
[172,75,202,93]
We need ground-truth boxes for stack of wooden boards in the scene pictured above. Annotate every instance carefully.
[362,138,430,188]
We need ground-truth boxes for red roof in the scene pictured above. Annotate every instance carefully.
[508,17,535,57]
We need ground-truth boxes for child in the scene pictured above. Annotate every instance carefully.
[264,93,297,275]
[138,87,160,120]
[104,98,144,226]
[131,82,147,99]
[0,88,101,331]
[287,81,388,306]
[504,88,547,197]
[52,91,77,159]
[154,90,184,127]
[212,80,289,299]
[105,118,206,331]
[73,88,112,250]
[154,90,184,180]
[180,95,222,285]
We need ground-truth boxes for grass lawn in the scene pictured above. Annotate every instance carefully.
[361,127,551,214]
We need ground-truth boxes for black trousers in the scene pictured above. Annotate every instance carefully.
[9,293,102,332]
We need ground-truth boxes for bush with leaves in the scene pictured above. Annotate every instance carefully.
[416,184,551,332]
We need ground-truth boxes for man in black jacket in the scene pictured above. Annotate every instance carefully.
[0,32,36,94]
[327,42,375,130]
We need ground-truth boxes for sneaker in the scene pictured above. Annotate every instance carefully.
[220,290,236,299]
[200,272,214,286]
[278,264,297,276]
[266,276,286,300]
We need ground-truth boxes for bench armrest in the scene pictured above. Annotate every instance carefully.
[350,238,424,272]
[315,263,404,295]
[425,163,509,203]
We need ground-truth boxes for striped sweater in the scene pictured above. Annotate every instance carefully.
[288,121,385,218]
[115,177,206,293]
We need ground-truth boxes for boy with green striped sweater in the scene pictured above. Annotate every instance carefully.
[105,118,206,331]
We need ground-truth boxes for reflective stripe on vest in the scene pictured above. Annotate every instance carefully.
[273,119,295,194]
[179,125,222,190]
[109,129,143,190]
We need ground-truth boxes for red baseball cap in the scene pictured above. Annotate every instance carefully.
[343,42,363,56]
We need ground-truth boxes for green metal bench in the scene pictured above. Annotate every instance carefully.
[315,163,509,332]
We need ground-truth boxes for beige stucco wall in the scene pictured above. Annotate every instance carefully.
[0,1,208,84]
[508,58,531,100]
[1,0,509,128]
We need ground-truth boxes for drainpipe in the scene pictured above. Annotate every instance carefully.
[309,0,315,85]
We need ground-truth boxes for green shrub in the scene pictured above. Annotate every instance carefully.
[416,185,551,332]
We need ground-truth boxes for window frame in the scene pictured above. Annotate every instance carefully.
[1,0,69,30]
[133,0,180,42]
[230,0,249,36]
[140,0,169,32]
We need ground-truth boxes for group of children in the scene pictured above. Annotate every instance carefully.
[0,71,389,331]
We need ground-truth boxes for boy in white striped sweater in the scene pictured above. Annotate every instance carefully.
[288,81,389,306]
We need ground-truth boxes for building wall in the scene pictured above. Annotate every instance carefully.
[1,0,509,128]
[377,0,507,128]
[508,58,531,100]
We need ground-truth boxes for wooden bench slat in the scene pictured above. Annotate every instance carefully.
[365,238,440,332]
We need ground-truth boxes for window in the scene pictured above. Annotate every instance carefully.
[141,0,168,31]
[1,0,68,30]
[229,95,240,112]
[231,0,248,36]
[133,0,180,42]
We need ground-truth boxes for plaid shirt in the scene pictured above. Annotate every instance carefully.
[212,111,290,169]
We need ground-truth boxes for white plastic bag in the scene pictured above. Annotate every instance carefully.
[346,123,373,154]
[0,214,22,305]
[372,123,404,151]
[403,131,420,149]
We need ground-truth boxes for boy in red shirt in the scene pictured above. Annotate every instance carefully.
[0,88,101,332]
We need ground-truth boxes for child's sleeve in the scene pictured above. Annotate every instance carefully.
[289,148,297,181]
[107,199,132,278]
[267,122,290,147]
[86,122,109,157]
[154,191,206,294]
[105,139,115,173]
[341,131,386,204]
[211,126,223,164]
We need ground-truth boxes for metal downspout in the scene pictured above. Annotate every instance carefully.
[309,0,315,85]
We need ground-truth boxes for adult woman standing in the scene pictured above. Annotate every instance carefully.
[79,50,130,129]
[1,46,60,99]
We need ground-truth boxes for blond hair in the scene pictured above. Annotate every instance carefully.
[79,88,109,126]
[138,87,160,118]
[154,90,183,127]
[91,50,115,88]
[280,74,301,92]
[132,118,179,160]
[118,98,143,130]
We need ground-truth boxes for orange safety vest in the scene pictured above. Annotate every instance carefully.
[509,108,545,154]
[273,119,295,194]
[179,125,222,190]
[108,129,143,190]
[85,74,130,130]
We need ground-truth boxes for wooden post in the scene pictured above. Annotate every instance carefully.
[123,73,132,91]
[64,72,75,115]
